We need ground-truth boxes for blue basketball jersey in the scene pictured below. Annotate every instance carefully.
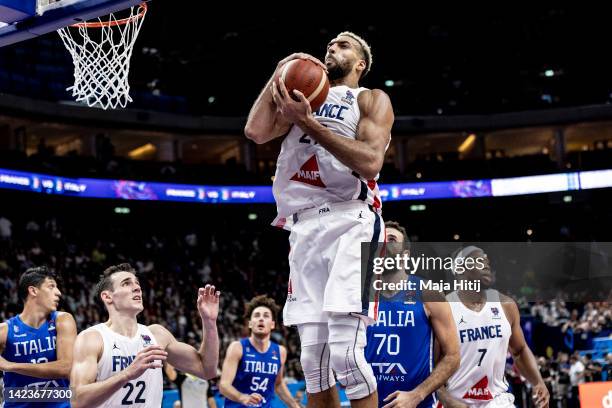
[1,311,70,408]
[224,338,281,408]
[366,276,436,408]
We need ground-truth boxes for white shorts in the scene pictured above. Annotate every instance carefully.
[452,393,514,408]
[482,393,515,408]
[283,200,385,325]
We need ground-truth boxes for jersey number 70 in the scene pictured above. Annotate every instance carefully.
[374,334,400,355]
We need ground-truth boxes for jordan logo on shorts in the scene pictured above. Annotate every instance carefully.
[290,155,326,188]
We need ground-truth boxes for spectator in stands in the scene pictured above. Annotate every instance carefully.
[584,353,603,382]
[604,352,612,381]
[538,357,555,402]
[0,216,11,240]
[568,354,585,407]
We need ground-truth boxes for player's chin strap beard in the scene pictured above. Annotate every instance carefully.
[327,64,349,81]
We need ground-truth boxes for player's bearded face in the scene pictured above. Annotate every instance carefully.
[383,228,407,275]
[326,57,353,81]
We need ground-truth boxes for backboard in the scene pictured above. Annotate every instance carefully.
[0,0,142,47]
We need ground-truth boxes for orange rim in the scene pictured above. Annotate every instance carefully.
[70,2,147,28]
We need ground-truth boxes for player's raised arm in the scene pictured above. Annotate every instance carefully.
[150,284,220,380]
[0,312,76,379]
[244,53,325,144]
[502,296,550,408]
[70,330,168,408]
[274,346,301,408]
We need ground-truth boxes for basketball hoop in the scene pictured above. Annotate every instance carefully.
[57,2,147,110]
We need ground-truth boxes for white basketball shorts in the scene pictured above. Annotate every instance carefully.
[283,200,385,326]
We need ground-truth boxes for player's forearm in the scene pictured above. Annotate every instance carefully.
[218,381,246,403]
[413,352,460,403]
[198,319,219,379]
[514,347,545,387]
[6,360,71,379]
[72,371,130,408]
[298,116,382,179]
[276,383,300,408]
[245,77,282,144]
[436,386,467,408]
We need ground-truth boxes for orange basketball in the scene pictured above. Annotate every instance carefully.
[276,59,329,112]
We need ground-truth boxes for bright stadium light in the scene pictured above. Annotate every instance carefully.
[453,234,460,241]
[544,69,555,77]
[563,195,573,203]
[458,134,476,153]
[248,213,257,220]
[128,143,156,159]
[114,207,130,214]
[384,80,394,87]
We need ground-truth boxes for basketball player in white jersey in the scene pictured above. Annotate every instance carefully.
[436,247,549,408]
[70,263,220,408]
[245,32,394,408]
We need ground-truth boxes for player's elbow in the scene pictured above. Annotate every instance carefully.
[202,366,217,380]
[61,363,72,379]
[244,124,267,144]
[58,359,73,379]
[359,162,382,180]
[70,387,86,408]
[360,153,384,180]
[218,380,231,396]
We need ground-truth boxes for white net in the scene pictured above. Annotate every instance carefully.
[57,3,146,110]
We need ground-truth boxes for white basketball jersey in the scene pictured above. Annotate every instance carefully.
[86,323,163,408]
[445,290,512,405]
[272,85,384,229]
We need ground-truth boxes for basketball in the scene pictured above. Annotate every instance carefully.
[276,59,330,112]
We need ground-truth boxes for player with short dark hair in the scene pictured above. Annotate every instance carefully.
[245,31,394,408]
[437,247,549,408]
[0,266,77,408]
[70,263,221,408]
[366,221,460,408]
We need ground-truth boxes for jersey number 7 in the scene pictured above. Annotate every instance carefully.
[477,348,487,367]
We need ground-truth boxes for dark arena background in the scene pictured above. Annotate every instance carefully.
[0,3,611,408]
